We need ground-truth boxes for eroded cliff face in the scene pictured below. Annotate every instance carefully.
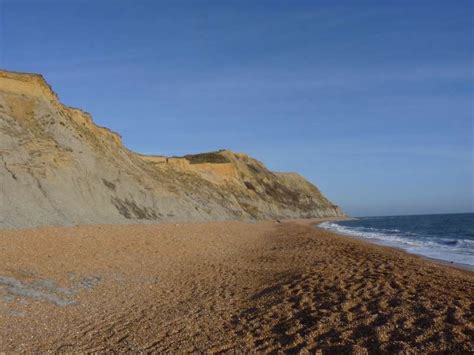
[0,69,344,229]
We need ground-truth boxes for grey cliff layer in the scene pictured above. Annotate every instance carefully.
[0,69,344,229]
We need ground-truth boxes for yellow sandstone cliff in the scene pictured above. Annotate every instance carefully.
[0,69,344,229]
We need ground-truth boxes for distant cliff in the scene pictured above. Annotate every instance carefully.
[0,69,344,229]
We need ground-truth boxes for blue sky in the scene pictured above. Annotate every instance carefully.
[0,0,472,216]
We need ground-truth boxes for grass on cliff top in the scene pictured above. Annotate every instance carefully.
[182,151,230,164]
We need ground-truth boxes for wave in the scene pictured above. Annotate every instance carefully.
[318,221,474,268]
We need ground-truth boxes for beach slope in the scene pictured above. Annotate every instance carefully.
[0,220,472,352]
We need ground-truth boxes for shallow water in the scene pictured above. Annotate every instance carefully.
[319,213,474,268]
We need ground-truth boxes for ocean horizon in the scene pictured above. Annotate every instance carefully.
[319,212,474,269]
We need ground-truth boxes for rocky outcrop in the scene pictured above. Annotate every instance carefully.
[0,69,344,229]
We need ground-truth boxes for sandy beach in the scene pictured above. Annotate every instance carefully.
[0,219,472,353]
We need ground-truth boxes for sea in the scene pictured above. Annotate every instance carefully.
[319,213,474,269]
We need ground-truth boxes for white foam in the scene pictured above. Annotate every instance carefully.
[318,221,474,268]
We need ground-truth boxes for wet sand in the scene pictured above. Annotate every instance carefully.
[0,219,472,353]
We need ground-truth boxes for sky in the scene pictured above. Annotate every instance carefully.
[0,0,472,217]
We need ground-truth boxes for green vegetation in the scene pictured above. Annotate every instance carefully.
[183,151,230,164]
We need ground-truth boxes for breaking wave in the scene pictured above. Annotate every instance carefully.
[319,214,474,268]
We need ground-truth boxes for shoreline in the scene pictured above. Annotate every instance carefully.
[312,219,474,272]
[1,219,472,352]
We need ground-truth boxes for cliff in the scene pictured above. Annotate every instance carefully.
[0,69,344,229]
